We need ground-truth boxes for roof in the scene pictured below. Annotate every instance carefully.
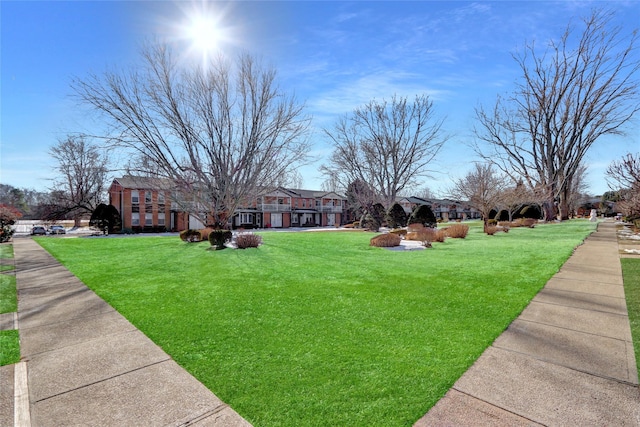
[285,188,346,200]
[111,175,175,191]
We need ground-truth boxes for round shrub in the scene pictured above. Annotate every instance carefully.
[236,233,262,249]
[444,223,469,238]
[180,229,202,242]
[370,233,401,247]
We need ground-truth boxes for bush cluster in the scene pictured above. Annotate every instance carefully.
[444,223,469,238]
[370,233,401,248]
[236,233,262,249]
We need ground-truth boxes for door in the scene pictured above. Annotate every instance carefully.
[271,213,283,228]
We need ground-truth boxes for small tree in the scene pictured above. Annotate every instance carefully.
[321,94,447,209]
[408,204,437,228]
[606,152,640,220]
[0,205,22,243]
[89,204,122,235]
[49,136,108,226]
[386,203,408,229]
[450,163,507,233]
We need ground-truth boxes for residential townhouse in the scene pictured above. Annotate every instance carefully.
[397,196,482,221]
[108,176,346,231]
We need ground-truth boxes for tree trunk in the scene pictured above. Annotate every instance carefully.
[558,189,570,221]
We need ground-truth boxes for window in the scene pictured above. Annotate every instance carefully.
[158,192,165,204]
[131,213,140,226]
[302,200,306,208]
[145,191,152,204]
[158,213,165,226]
[145,213,153,226]
[131,190,139,204]
[240,213,253,224]
[278,198,284,204]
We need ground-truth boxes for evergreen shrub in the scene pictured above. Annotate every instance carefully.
[386,203,408,229]
[208,229,233,249]
[408,205,437,228]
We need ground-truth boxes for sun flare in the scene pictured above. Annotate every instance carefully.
[187,15,221,52]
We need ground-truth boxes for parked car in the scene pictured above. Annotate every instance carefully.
[49,225,66,235]
[30,226,47,236]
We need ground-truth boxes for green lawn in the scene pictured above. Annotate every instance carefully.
[0,244,14,259]
[0,244,19,367]
[622,258,640,372]
[36,221,596,426]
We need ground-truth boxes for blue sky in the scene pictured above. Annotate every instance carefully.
[2,1,639,197]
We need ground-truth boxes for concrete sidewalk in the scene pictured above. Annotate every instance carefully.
[7,237,251,426]
[2,221,638,426]
[416,221,640,426]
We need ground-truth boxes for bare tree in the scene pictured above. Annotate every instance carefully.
[474,10,640,220]
[498,180,531,222]
[49,136,108,226]
[72,43,310,227]
[450,163,507,232]
[321,94,447,210]
[606,152,640,219]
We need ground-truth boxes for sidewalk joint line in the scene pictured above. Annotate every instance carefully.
[32,358,172,404]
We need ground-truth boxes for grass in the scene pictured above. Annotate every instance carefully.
[0,243,15,272]
[0,274,17,314]
[0,244,14,259]
[0,330,20,366]
[36,220,596,426]
[622,258,640,372]
[0,244,19,367]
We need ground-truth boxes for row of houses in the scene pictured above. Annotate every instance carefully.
[108,175,481,232]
